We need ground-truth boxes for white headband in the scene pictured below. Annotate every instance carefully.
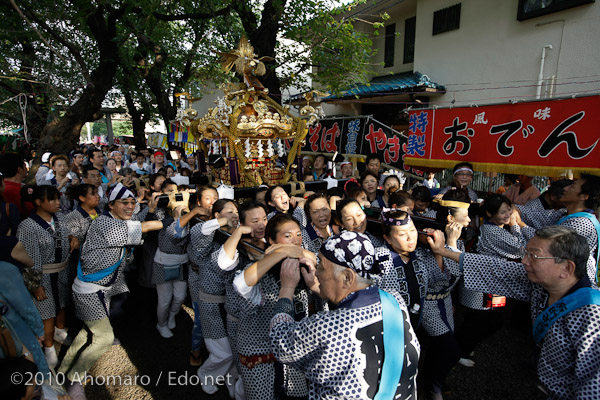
[454,167,473,175]
[109,183,135,202]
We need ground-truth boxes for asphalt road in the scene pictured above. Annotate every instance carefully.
[56,278,545,400]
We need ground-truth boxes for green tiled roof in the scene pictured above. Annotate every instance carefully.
[328,71,445,99]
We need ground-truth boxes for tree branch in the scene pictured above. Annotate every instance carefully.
[8,0,70,64]
[254,0,287,53]
[174,26,204,93]
[0,109,24,125]
[152,5,232,21]
[0,80,23,95]
[129,29,175,125]
[15,0,92,83]
[231,2,259,39]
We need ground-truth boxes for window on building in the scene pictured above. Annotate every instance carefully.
[384,23,396,68]
[517,0,594,21]
[403,17,416,64]
[432,3,461,35]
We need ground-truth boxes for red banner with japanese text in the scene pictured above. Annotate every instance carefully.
[404,95,600,176]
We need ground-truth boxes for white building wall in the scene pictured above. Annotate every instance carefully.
[368,0,417,77]
[191,82,224,118]
[251,0,600,118]
[413,0,600,107]
[320,0,415,117]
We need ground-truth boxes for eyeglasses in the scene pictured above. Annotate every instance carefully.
[521,248,561,262]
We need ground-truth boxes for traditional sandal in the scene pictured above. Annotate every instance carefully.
[190,350,203,366]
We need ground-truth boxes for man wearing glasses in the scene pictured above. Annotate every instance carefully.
[58,184,168,399]
[438,162,479,202]
[428,225,600,399]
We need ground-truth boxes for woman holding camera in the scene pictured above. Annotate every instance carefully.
[152,179,203,338]
[117,167,139,193]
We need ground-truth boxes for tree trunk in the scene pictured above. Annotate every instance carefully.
[38,5,123,155]
[132,118,148,149]
[234,0,287,104]
[135,37,177,128]
[123,90,150,149]
[39,90,106,154]
[19,40,50,144]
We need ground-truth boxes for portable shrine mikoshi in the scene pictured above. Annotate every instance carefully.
[194,37,323,187]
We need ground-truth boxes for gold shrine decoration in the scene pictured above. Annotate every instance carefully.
[218,36,274,90]
[194,37,324,188]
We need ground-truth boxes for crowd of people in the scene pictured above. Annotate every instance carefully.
[0,144,599,400]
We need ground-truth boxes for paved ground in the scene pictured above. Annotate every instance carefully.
[57,277,546,400]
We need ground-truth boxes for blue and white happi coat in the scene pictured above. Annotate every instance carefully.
[445,252,600,399]
[270,285,420,400]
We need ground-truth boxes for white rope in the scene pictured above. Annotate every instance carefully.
[18,94,28,143]
[1,93,29,143]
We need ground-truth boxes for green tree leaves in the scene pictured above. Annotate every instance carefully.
[1,0,378,153]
